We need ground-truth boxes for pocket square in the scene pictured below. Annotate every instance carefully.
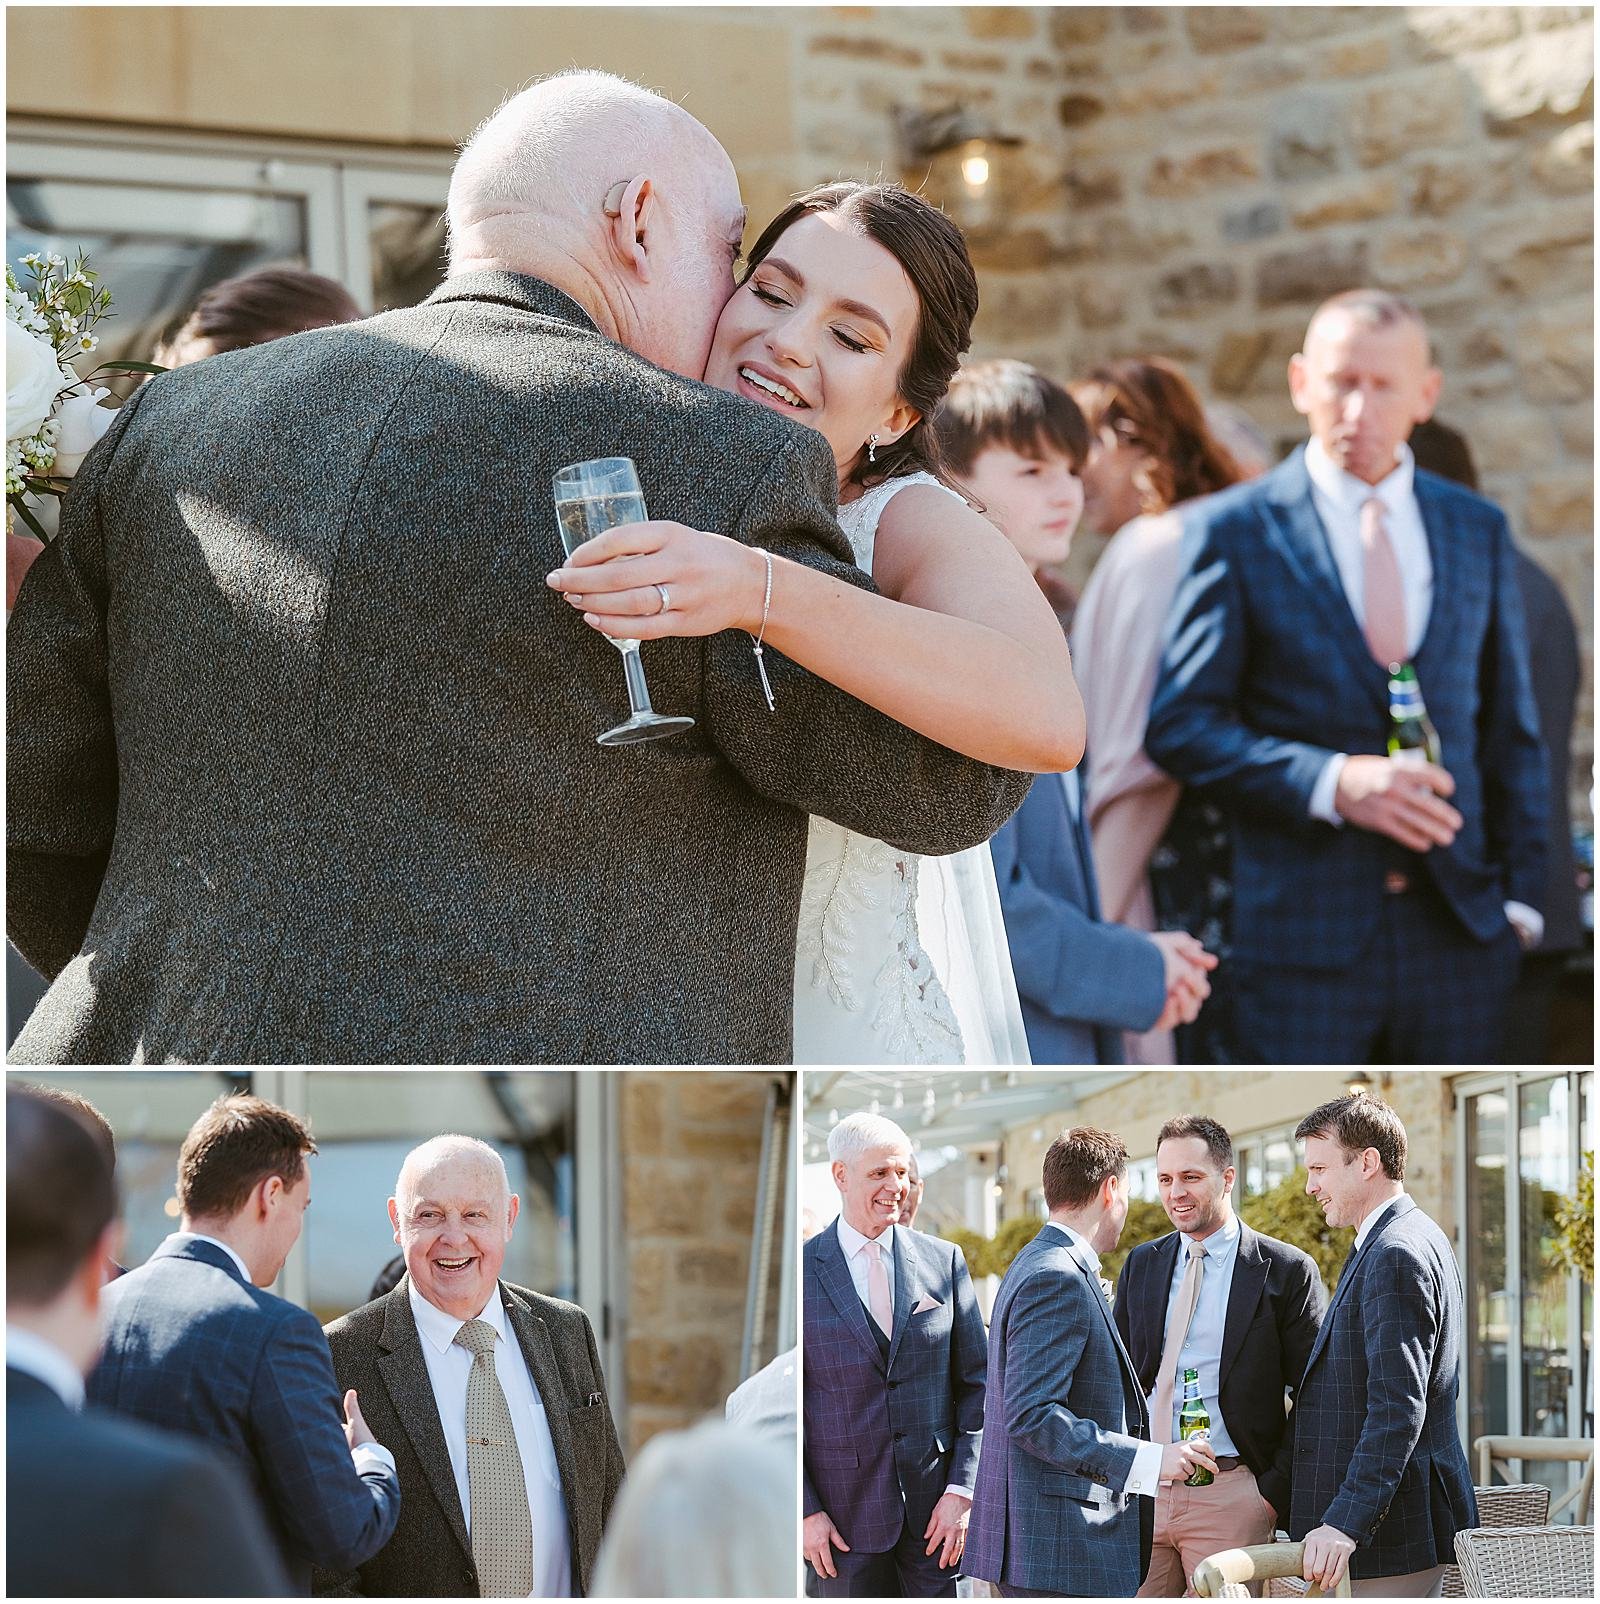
[911,1294,943,1315]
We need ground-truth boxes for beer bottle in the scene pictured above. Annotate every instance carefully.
[1179,1366,1214,1486]
[1386,662,1442,768]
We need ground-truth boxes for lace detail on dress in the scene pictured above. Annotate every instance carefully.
[796,823,890,1010]
[870,855,964,1063]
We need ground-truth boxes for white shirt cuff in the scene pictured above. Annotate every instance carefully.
[1505,901,1544,946]
[353,1441,397,1478]
[1123,1439,1165,1498]
[942,1483,974,1502]
[1310,754,1347,825]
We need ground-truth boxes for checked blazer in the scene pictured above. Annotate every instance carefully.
[964,1224,1153,1598]
[6,270,1030,1066]
[1145,447,1546,971]
[87,1235,401,1592]
[1288,1196,1478,1581]
[318,1276,625,1597]
[1113,1221,1325,1519]
[802,1221,986,1557]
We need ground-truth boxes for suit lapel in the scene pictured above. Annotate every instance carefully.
[1303,1197,1415,1376]
[1410,473,1462,687]
[887,1228,921,1372]
[376,1283,471,1558]
[1262,452,1388,717]
[1220,1224,1269,1385]
[817,1222,885,1373]
[503,1286,582,1521]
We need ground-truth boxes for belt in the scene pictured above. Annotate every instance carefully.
[1212,1456,1245,1472]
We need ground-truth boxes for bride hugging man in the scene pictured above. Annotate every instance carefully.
[8,68,1080,1066]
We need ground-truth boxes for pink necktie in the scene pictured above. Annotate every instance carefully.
[1360,496,1408,670]
[1150,1239,1207,1445]
[864,1239,893,1337]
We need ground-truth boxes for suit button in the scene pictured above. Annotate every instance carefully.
[888,1380,899,1389]
[894,1431,905,1441]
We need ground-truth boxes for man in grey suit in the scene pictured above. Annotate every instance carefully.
[964,1128,1216,1599]
[6,69,1028,1065]
[319,1135,626,1597]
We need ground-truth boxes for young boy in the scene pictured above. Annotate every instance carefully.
[932,359,1216,1065]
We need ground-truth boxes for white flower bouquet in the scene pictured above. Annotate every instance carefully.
[6,249,162,541]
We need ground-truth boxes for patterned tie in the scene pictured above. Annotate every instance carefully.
[452,1318,534,1598]
[1150,1239,1208,1445]
[1360,496,1408,669]
[864,1239,893,1338]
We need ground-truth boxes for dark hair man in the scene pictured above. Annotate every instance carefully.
[1113,1116,1325,1595]
[7,1084,288,1596]
[1288,1093,1476,1595]
[87,1093,402,1592]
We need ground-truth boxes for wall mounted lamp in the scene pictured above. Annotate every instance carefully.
[893,104,1021,227]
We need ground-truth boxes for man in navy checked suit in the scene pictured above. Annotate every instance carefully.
[965,1128,1216,1598]
[89,1093,401,1592]
[803,1112,987,1596]
[1289,1094,1477,1596]
[1147,289,1546,1063]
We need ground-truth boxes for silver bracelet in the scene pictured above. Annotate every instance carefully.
[749,547,776,712]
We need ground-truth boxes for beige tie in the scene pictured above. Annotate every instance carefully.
[452,1318,534,1598]
[1360,496,1408,670]
[864,1239,893,1338]
[1151,1239,1207,1445]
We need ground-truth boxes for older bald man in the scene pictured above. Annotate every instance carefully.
[317,1136,625,1597]
[8,67,1028,1066]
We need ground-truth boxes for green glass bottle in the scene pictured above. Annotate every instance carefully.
[1386,662,1442,767]
[1179,1366,1214,1486]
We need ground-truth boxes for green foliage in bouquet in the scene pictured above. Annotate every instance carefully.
[1240,1166,1354,1293]
[1552,1151,1594,1284]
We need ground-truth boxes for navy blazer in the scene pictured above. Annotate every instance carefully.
[802,1221,986,1557]
[87,1235,401,1591]
[965,1225,1153,1598]
[1113,1221,1325,1518]
[992,774,1166,1064]
[1288,1197,1478,1580]
[1146,448,1546,969]
[8,1367,290,1597]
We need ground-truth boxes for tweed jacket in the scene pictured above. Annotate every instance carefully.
[1288,1196,1478,1580]
[316,1277,625,1598]
[6,270,1031,1064]
[1145,447,1546,971]
[87,1235,401,1592]
[964,1224,1153,1598]
[802,1221,986,1557]
[8,1366,291,1598]
[1113,1220,1325,1518]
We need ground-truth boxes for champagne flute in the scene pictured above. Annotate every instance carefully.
[552,456,696,747]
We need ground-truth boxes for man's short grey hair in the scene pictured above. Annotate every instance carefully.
[1307,288,1433,362]
[828,1111,912,1166]
[590,1419,794,1597]
[394,1134,510,1204]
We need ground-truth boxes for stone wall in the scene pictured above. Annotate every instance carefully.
[621,1071,790,1453]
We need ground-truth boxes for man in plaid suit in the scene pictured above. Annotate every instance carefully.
[1289,1094,1477,1596]
[964,1128,1216,1598]
[1147,289,1545,1063]
[803,1113,987,1596]
[88,1093,400,1592]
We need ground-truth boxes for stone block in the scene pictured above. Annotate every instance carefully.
[1152,262,1241,317]
[977,276,1072,337]
[1146,144,1262,195]
[1373,229,1470,290]
[1210,328,1276,395]
[1186,7,1271,52]
[626,1160,708,1237]
[1485,208,1593,297]
[1478,32,1595,132]
[1270,94,1345,178]
[1223,200,1286,241]
[621,1078,667,1158]
[1123,7,1172,33]
[1051,7,1114,48]
[626,1334,726,1407]
[676,1244,746,1290]
[1289,174,1399,227]
[964,6,1037,41]
[1460,325,1511,367]
[629,1241,670,1321]
[1058,215,1194,265]
[1467,409,1562,474]
[1257,239,1370,306]
[969,227,1062,271]
[1225,48,1305,97]
[1526,474,1594,537]
[1527,7,1594,29]
[1405,5,1523,56]
[1557,405,1594,456]
[1112,65,1224,115]
[1531,121,1595,193]
[1407,159,1477,216]
[940,49,1010,75]
[676,1073,767,1127]
[1058,92,1107,126]
[1064,161,1123,208]
[1515,314,1593,403]
[807,34,924,68]
[1071,279,1128,329]
[1314,32,1394,77]
[1277,7,1397,40]
[1353,75,1470,165]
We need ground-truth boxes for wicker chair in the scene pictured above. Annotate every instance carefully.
[1263,1483,1552,1598]
[1193,1542,1349,1599]
[1452,1524,1595,1598]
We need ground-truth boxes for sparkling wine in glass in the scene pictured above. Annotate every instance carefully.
[552,456,696,747]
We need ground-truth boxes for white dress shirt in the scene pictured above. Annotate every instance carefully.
[409,1282,572,1598]
[1303,438,1543,944]
[1354,1193,1405,1251]
[1044,1221,1163,1499]
[1145,1214,1241,1455]
[6,1326,85,1410]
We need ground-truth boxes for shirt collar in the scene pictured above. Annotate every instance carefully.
[1180,1211,1241,1259]
[1305,435,1415,518]
[836,1215,894,1263]
[6,1326,86,1410]
[409,1278,509,1356]
[1046,1218,1101,1274]
[176,1232,255,1286]
[1355,1193,1406,1250]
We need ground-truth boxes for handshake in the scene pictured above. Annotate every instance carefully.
[1147,931,1219,1033]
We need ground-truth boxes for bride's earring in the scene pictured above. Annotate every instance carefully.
[868,433,879,464]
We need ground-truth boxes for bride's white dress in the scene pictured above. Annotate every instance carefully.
[791,472,1032,1065]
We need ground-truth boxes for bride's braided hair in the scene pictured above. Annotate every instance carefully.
[741,181,979,492]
